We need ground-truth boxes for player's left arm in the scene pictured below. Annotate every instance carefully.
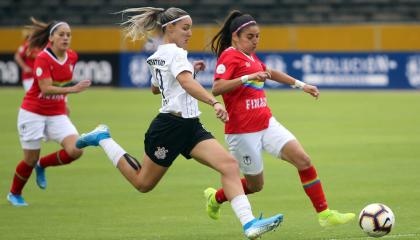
[267,68,320,99]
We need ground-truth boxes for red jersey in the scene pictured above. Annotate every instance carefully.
[21,48,78,116]
[214,47,272,134]
[17,40,41,80]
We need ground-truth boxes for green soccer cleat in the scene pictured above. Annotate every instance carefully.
[204,187,221,220]
[318,209,355,227]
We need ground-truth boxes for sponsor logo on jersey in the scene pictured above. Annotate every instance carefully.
[216,64,226,74]
[36,67,43,77]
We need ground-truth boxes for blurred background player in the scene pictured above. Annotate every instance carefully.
[76,7,283,239]
[14,18,46,92]
[204,10,355,227]
[7,18,91,206]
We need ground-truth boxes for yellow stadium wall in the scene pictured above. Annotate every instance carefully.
[1,24,420,53]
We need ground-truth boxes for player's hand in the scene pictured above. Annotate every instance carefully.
[303,84,320,99]
[213,102,229,123]
[249,71,271,82]
[72,80,91,93]
[193,60,206,73]
[23,66,32,73]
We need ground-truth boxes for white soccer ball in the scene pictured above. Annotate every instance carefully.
[359,203,395,238]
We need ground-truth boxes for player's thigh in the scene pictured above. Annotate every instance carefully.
[17,108,46,150]
[46,114,78,143]
[262,117,296,159]
[190,138,237,173]
[225,132,264,175]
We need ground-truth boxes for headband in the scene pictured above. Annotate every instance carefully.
[49,22,69,36]
[233,20,256,34]
[161,15,190,28]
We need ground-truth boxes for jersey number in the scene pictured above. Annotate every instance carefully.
[155,69,168,105]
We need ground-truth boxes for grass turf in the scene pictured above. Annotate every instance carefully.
[0,88,419,239]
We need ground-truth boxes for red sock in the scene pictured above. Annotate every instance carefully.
[215,178,255,203]
[298,165,328,213]
[38,149,76,168]
[10,160,34,195]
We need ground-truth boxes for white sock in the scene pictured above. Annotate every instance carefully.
[99,138,126,167]
[230,194,255,226]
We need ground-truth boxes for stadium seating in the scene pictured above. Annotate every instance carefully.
[0,0,419,26]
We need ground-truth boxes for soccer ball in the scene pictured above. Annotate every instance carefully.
[359,203,395,238]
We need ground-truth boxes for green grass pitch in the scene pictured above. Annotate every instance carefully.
[0,88,419,239]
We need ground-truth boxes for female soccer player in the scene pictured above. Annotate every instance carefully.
[14,20,43,91]
[7,19,91,206]
[204,10,355,227]
[76,7,282,239]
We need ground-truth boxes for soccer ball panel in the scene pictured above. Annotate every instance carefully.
[359,203,395,238]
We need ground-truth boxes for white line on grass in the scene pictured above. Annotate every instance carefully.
[329,233,419,240]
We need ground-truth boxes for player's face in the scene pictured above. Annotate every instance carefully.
[234,25,260,54]
[167,17,192,49]
[50,25,72,52]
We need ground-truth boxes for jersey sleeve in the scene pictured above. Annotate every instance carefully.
[34,57,51,80]
[214,53,238,81]
[170,49,193,79]
[17,43,27,58]
[148,65,159,87]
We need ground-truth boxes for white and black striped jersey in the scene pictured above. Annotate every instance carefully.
[147,43,201,118]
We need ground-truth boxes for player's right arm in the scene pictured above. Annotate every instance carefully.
[38,77,91,95]
[212,71,270,96]
[36,58,91,95]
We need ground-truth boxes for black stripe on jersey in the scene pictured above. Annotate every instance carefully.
[185,94,189,117]
[46,48,58,60]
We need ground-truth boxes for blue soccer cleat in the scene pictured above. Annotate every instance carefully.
[7,193,28,207]
[76,124,110,149]
[35,164,47,189]
[243,214,283,239]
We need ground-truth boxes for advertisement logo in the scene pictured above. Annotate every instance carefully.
[406,55,420,88]
[129,55,150,86]
[0,60,19,84]
[73,60,112,84]
[293,54,398,87]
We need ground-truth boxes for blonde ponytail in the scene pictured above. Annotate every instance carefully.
[119,7,165,41]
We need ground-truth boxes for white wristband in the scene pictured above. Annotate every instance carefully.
[292,80,306,89]
[240,75,249,83]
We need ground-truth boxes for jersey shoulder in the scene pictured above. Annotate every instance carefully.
[67,49,78,62]
[218,47,242,66]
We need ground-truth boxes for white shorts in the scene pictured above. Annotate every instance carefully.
[225,117,296,175]
[17,108,78,150]
[22,78,34,92]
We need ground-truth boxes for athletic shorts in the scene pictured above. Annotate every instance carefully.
[144,113,214,167]
[17,108,78,149]
[225,116,296,175]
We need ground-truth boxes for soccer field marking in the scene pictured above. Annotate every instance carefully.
[328,233,419,240]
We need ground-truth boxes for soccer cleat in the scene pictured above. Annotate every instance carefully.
[7,193,28,206]
[243,214,283,239]
[76,124,110,149]
[35,164,47,189]
[204,187,221,220]
[318,209,355,227]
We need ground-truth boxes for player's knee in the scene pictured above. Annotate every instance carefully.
[136,182,155,193]
[67,147,83,159]
[219,156,240,176]
[296,153,312,170]
[248,182,264,193]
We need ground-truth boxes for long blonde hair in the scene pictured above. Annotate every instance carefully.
[119,7,189,41]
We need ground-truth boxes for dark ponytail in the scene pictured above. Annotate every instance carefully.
[211,10,256,58]
[28,17,54,50]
